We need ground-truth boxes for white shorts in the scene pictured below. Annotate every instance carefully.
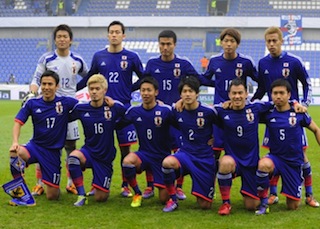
[66,120,80,141]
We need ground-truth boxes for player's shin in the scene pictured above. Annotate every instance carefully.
[67,156,85,195]
[123,164,141,195]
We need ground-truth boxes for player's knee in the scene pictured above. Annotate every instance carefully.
[95,191,109,202]
[199,201,212,210]
[219,156,235,173]
[122,153,136,165]
[162,156,177,169]
[244,198,259,211]
[46,189,60,201]
[287,198,300,210]
[258,158,273,172]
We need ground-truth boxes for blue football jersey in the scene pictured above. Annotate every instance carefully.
[253,51,312,106]
[172,102,218,158]
[69,101,126,163]
[77,48,144,105]
[15,96,78,150]
[144,54,212,106]
[203,52,258,104]
[215,101,272,167]
[121,103,173,156]
[263,107,311,165]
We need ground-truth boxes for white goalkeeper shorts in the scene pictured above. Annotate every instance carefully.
[66,120,80,141]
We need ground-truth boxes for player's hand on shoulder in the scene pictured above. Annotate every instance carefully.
[293,102,307,113]
[21,91,38,107]
[156,99,164,106]
[174,99,184,112]
[222,100,232,109]
[105,96,115,107]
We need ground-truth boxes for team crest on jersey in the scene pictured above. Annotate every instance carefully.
[55,101,63,114]
[288,112,297,126]
[246,108,254,122]
[197,118,205,127]
[282,68,290,78]
[154,116,162,126]
[120,56,128,70]
[104,106,112,120]
[173,63,181,78]
[235,63,243,77]
[235,68,243,77]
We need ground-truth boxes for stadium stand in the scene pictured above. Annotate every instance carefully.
[76,0,207,17]
[227,0,320,17]
[1,0,319,17]
[0,38,49,84]
[0,0,208,17]
[0,0,47,17]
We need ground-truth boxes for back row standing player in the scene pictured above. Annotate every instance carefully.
[77,20,144,197]
[251,26,318,207]
[25,24,89,196]
[202,28,258,172]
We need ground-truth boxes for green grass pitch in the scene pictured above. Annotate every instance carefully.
[0,100,319,228]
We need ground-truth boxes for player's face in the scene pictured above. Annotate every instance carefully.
[140,82,158,105]
[265,33,283,57]
[54,30,72,50]
[108,25,125,46]
[228,84,247,109]
[180,85,198,105]
[88,82,107,102]
[221,35,238,55]
[271,86,291,107]
[159,37,176,60]
[40,76,58,101]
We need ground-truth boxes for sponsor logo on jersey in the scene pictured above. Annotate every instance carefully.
[224,115,230,120]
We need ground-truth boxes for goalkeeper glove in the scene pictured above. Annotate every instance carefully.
[21,91,38,107]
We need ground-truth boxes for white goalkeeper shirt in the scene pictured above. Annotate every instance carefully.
[31,50,88,97]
